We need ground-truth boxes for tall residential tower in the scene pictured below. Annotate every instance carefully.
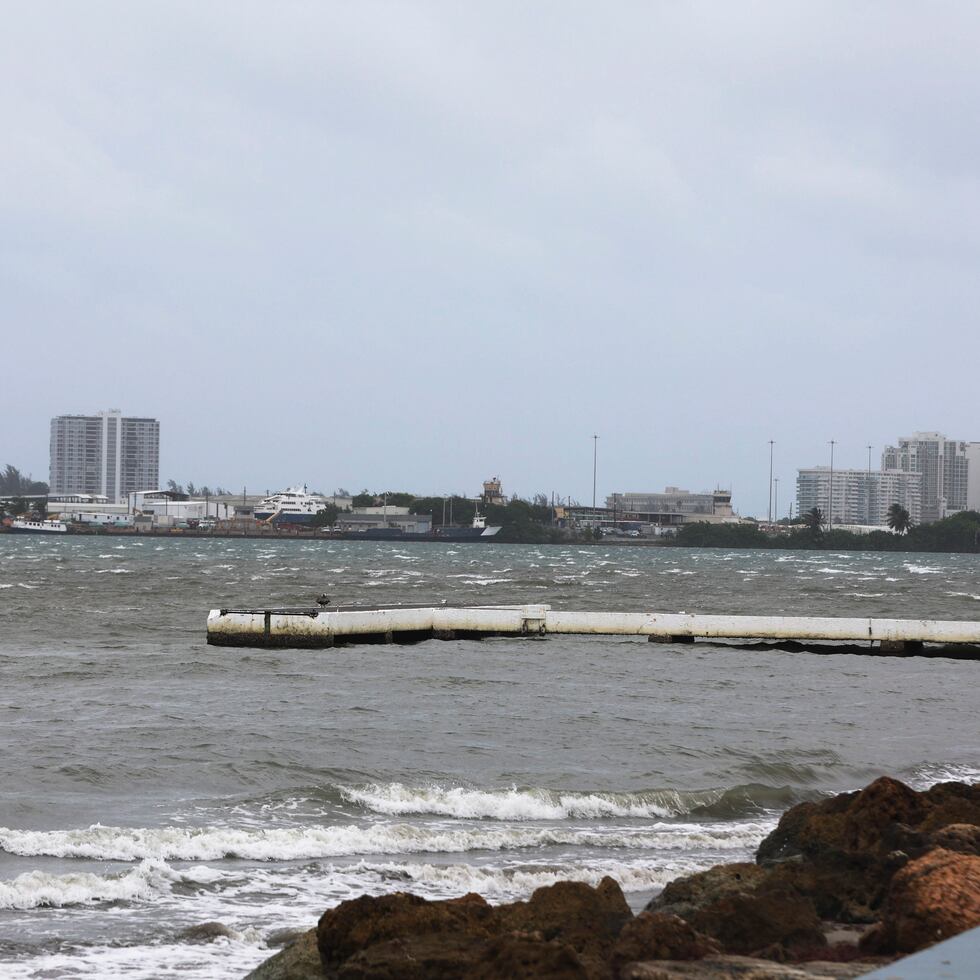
[49,411,160,503]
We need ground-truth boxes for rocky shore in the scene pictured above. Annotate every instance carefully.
[244,777,980,979]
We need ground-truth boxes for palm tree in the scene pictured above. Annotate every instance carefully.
[886,503,913,534]
[804,507,824,534]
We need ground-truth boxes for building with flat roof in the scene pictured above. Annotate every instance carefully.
[50,410,160,504]
[604,488,735,526]
[796,467,921,527]
[882,433,968,523]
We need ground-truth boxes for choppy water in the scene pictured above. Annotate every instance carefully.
[1,536,978,977]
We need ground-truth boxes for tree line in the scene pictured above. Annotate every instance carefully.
[671,509,980,553]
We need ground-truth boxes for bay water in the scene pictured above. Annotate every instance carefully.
[1,536,978,977]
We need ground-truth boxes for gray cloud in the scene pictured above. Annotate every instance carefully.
[3,2,979,514]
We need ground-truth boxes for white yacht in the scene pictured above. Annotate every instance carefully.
[253,486,331,524]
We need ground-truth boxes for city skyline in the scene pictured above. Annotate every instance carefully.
[4,5,980,516]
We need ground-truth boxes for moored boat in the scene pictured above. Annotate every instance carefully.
[9,519,70,534]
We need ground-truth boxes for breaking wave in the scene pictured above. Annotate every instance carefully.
[0,859,177,909]
[0,819,771,863]
[338,782,799,821]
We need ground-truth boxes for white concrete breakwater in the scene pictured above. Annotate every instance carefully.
[206,604,980,655]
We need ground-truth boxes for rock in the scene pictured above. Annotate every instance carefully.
[497,876,633,975]
[470,933,591,979]
[317,891,496,969]
[926,822,980,856]
[689,886,825,958]
[266,927,310,948]
[177,920,237,943]
[754,777,980,921]
[619,957,874,979]
[860,848,980,954]
[315,878,630,979]
[646,865,769,920]
[245,928,323,980]
[611,912,721,974]
[647,865,824,957]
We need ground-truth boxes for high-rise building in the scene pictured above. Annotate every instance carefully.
[967,443,980,513]
[49,411,160,503]
[795,468,921,527]
[881,433,969,522]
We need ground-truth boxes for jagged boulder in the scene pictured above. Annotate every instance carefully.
[611,912,721,975]
[755,776,980,921]
[245,929,323,980]
[860,848,980,954]
[317,891,495,969]
[314,878,630,979]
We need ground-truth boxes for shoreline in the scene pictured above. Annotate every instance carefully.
[243,776,980,979]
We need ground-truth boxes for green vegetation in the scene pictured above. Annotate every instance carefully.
[310,504,340,527]
[886,503,913,534]
[670,511,980,553]
[0,464,47,496]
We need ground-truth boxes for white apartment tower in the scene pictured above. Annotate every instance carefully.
[881,433,969,523]
[796,468,921,527]
[49,411,160,503]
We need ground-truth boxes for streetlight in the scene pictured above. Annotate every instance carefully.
[867,444,873,526]
[768,440,774,524]
[592,434,599,522]
[774,477,780,524]
[828,440,836,531]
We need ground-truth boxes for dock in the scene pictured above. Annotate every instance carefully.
[206,604,980,656]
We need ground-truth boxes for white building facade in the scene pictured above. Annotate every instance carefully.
[881,433,969,523]
[50,411,160,504]
[796,467,921,527]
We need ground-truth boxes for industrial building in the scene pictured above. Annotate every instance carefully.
[49,410,159,504]
[605,488,735,526]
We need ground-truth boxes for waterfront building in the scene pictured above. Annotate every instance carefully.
[966,443,980,513]
[602,488,735,527]
[49,410,160,504]
[795,467,921,527]
[881,433,969,522]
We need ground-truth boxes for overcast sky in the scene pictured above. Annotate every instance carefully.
[3,3,979,516]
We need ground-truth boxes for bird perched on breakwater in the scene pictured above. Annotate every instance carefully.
[316,594,330,607]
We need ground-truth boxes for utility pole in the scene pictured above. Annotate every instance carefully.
[592,434,599,523]
[768,440,774,524]
[774,477,779,525]
[867,444,873,526]
[828,440,836,531]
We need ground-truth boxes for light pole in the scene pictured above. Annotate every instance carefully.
[774,477,779,524]
[592,434,599,523]
[768,440,774,524]
[867,444,873,526]
[828,440,836,531]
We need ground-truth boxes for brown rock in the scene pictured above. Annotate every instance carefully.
[754,777,980,921]
[471,932,591,979]
[611,912,721,975]
[926,822,980,856]
[336,933,485,979]
[688,885,825,958]
[317,891,496,968]
[245,928,324,980]
[860,847,980,954]
[647,865,769,921]
[497,876,633,977]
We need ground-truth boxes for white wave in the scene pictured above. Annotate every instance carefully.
[0,584,12,589]
[339,783,709,821]
[908,762,980,789]
[0,859,176,909]
[95,568,132,574]
[903,563,942,574]
[0,818,769,863]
